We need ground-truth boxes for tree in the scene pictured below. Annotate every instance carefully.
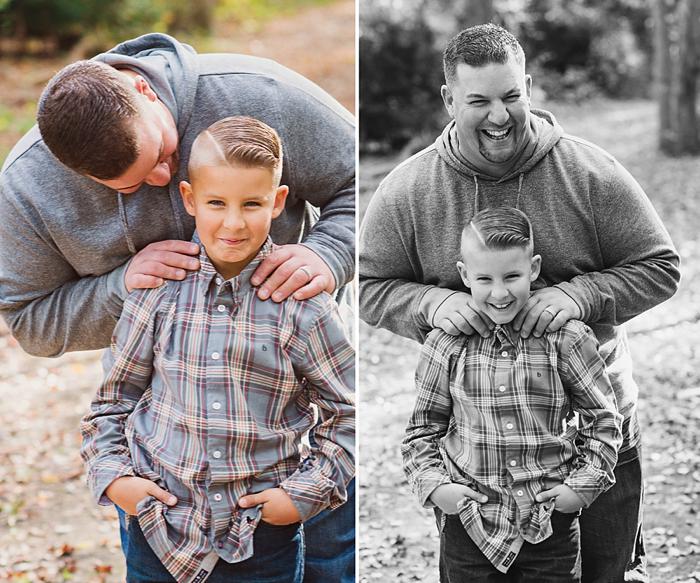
[654,0,700,155]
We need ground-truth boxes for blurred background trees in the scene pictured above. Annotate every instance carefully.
[360,0,700,157]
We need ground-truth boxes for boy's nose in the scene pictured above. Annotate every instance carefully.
[223,210,246,230]
[491,285,509,300]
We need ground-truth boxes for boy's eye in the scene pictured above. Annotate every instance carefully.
[207,200,225,207]
[244,201,262,208]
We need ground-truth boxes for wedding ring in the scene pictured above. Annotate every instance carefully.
[543,307,557,316]
[299,266,313,280]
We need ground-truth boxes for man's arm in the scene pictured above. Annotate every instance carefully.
[515,161,680,337]
[253,81,355,302]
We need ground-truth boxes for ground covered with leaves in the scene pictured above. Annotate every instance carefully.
[0,2,353,581]
[359,100,700,582]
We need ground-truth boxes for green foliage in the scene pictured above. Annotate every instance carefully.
[217,0,333,24]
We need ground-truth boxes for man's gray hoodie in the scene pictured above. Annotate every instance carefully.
[0,34,355,357]
[360,110,680,454]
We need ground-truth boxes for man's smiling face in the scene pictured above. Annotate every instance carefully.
[441,54,533,175]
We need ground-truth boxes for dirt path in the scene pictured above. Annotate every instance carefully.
[0,3,353,581]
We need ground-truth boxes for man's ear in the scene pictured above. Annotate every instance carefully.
[457,260,470,287]
[179,181,196,217]
[271,185,289,219]
[133,75,158,102]
[441,84,455,118]
[530,254,542,282]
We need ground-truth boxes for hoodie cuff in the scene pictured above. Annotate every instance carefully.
[418,287,461,329]
[299,241,350,291]
[104,261,131,320]
[553,281,588,322]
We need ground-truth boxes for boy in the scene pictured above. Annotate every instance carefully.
[402,207,622,582]
[81,116,355,583]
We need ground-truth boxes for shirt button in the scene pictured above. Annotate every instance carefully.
[211,352,220,360]
[217,304,226,312]
[217,541,224,549]
[517,490,524,496]
[213,493,223,502]
[498,385,506,392]
[215,277,222,286]
[213,450,222,459]
[501,351,509,357]
[212,402,222,410]
[509,460,517,467]
[506,422,514,430]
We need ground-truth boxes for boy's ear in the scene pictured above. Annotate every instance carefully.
[179,181,196,217]
[271,185,289,219]
[530,254,542,282]
[456,260,470,287]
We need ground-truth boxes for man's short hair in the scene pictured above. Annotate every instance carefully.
[462,207,533,252]
[37,60,141,180]
[443,23,525,85]
[189,116,283,185]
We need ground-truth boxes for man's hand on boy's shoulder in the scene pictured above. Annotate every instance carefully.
[105,476,178,516]
[125,240,200,292]
[513,287,581,339]
[535,484,585,514]
[422,290,494,338]
[429,483,488,515]
[239,487,302,525]
[251,244,335,302]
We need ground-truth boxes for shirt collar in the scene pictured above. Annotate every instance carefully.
[193,231,274,296]
[493,322,519,347]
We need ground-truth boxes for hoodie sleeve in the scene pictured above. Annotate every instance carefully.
[276,83,355,289]
[554,159,680,326]
[359,178,437,343]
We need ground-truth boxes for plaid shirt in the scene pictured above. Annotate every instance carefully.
[402,321,621,573]
[81,236,355,583]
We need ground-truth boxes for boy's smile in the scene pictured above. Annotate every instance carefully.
[179,165,288,280]
[458,239,541,325]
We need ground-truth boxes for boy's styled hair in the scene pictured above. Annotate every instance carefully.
[37,60,141,180]
[443,23,525,85]
[462,206,533,251]
[189,116,283,184]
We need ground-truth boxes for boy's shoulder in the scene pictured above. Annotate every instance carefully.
[538,319,598,356]
[422,328,470,362]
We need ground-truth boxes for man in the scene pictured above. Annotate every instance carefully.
[0,33,354,582]
[360,23,679,583]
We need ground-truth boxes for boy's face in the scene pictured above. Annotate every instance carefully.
[457,238,541,325]
[179,165,288,280]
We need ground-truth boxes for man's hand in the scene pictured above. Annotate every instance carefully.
[512,287,581,338]
[429,483,488,515]
[125,240,200,292]
[535,484,584,514]
[105,476,177,516]
[251,244,335,302]
[239,488,302,525]
[430,291,493,337]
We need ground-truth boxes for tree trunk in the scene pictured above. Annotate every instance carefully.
[675,0,700,153]
[654,0,674,152]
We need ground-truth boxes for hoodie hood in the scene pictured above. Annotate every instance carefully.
[436,108,564,183]
[94,33,199,136]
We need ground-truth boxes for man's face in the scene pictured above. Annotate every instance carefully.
[179,165,288,280]
[442,55,532,173]
[458,238,540,325]
[91,97,179,194]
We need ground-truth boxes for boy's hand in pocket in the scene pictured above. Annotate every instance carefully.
[535,484,584,513]
[105,476,177,516]
[430,483,488,515]
[239,488,301,525]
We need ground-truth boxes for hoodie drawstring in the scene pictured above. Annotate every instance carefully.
[516,173,524,210]
[117,192,137,255]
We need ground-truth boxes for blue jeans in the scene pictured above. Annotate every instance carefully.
[303,477,355,583]
[579,450,648,583]
[440,510,581,582]
[123,514,303,583]
[117,478,355,583]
